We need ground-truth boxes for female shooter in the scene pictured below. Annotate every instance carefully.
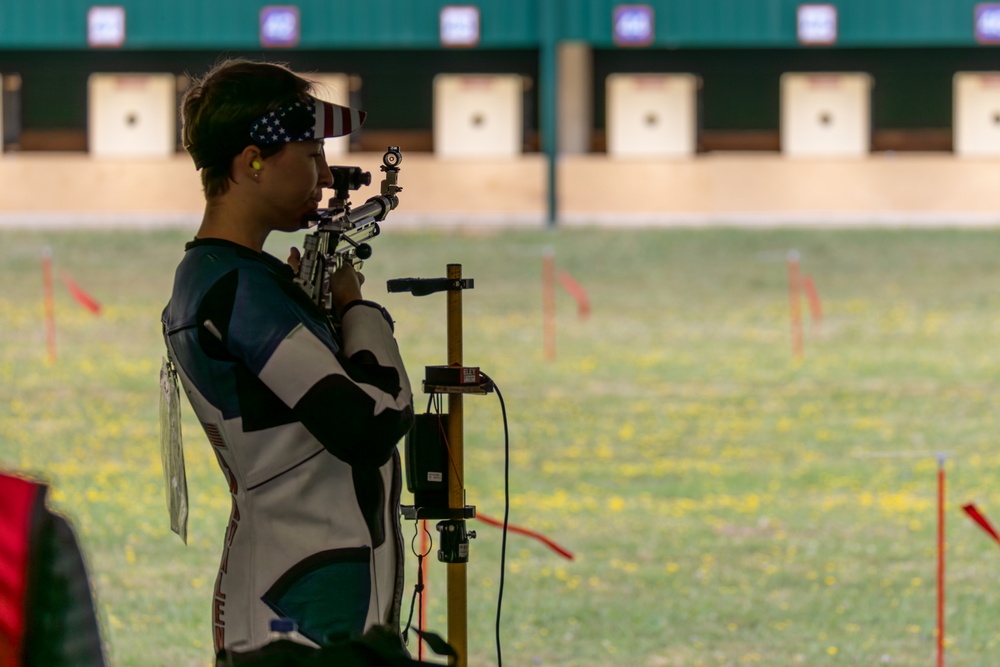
[161,58,414,654]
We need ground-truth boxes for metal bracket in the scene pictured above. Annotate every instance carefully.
[401,505,477,521]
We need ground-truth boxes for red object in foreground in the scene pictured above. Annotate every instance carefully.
[60,272,102,315]
[0,473,42,667]
[476,512,574,560]
[962,503,1000,545]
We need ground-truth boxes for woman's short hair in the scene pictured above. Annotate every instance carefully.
[181,59,313,197]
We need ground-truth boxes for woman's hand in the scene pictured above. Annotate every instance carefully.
[330,262,365,318]
[290,246,364,317]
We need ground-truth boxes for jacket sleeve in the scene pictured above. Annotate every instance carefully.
[260,301,415,467]
[200,268,414,467]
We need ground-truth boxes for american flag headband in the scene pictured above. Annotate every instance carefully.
[249,96,366,145]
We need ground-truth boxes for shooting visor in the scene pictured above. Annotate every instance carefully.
[189,95,366,170]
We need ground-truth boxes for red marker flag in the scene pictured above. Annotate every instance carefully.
[60,272,102,315]
[476,512,574,560]
[802,274,823,329]
[962,503,1000,546]
[556,269,591,320]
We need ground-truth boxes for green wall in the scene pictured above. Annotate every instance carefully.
[0,0,539,49]
[566,0,988,47]
[0,0,997,49]
[2,1,999,135]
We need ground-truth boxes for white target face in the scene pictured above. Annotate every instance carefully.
[780,73,872,157]
[953,72,1000,157]
[433,74,523,158]
[606,73,699,158]
[88,73,176,158]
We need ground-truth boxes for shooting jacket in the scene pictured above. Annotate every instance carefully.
[161,239,414,652]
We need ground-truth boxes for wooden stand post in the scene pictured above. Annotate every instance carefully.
[389,267,484,667]
[446,263,468,667]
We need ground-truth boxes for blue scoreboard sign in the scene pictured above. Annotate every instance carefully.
[613,5,654,47]
[260,5,300,48]
[976,3,1000,43]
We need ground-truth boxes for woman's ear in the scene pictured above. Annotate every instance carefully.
[239,146,264,182]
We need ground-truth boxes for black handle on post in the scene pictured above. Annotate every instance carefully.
[386,277,474,297]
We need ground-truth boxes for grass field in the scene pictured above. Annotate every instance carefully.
[3,225,1000,666]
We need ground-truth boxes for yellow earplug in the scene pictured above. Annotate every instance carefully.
[251,160,261,170]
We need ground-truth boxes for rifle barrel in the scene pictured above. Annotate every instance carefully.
[347,194,398,225]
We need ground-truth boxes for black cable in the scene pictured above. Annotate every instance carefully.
[410,374,509,665]
[402,554,423,644]
[480,373,510,667]
[402,519,434,644]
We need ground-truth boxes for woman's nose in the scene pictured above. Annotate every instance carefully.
[318,161,334,188]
